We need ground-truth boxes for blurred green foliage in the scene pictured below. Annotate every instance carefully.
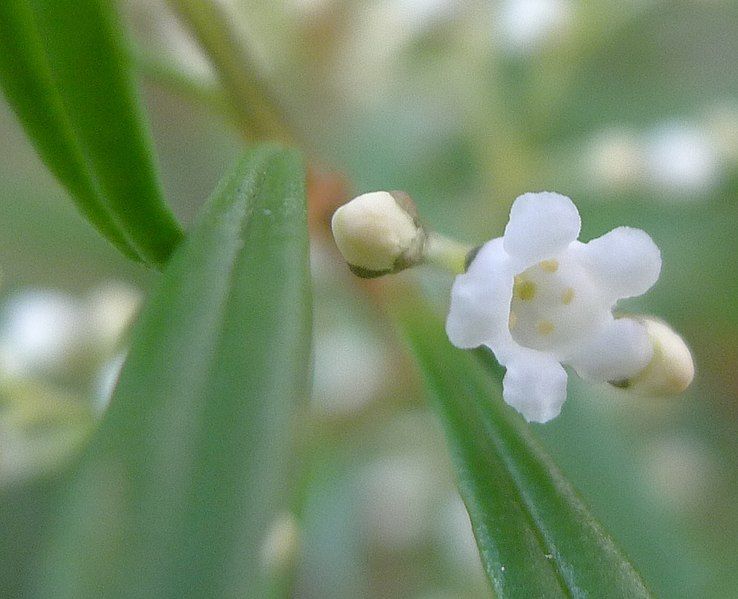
[0,0,737,597]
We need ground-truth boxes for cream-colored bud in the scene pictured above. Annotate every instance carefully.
[331,191,425,277]
[612,317,694,396]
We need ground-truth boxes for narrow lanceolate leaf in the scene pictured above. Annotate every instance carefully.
[0,0,138,261]
[36,146,311,598]
[395,298,652,599]
[0,0,182,266]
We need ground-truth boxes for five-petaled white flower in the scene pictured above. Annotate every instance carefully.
[446,192,661,423]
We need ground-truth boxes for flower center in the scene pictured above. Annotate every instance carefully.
[508,254,607,356]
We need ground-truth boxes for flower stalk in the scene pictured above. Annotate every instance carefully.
[424,232,474,275]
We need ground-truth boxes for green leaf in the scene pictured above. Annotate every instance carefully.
[394,298,652,598]
[0,0,136,261]
[0,0,183,266]
[35,145,311,598]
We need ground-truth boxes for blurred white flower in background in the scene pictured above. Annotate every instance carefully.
[336,0,461,108]
[0,290,87,379]
[640,436,713,512]
[496,0,574,54]
[87,282,140,412]
[0,282,140,483]
[0,378,94,485]
[585,127,645,190]
[0,281,140,401]
[156,15,213,78]
[358,454,441,550]
[0,392,91,486]
[390,0,460,34]
[644,121,720,197]
[312,327,389,417]
[586,110,738,198]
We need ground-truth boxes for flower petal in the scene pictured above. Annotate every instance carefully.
[567,317,653,382]
[446,239,514,348]
[575,226,661,300]
[503,192,581,264]
[502,349,568,423]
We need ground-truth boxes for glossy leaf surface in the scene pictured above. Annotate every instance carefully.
[395,298,652,598]
[0,0,183,265]
[36,145,311,598]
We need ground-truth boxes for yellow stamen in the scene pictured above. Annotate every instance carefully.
[539,259,559,273]
[509,311,517,330]
[562,287,574,305]
[537,320,555,335]
[514,278,536,301]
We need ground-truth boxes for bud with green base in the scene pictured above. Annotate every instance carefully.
[331,191,472,278]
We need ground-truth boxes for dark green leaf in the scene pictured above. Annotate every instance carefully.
[0,0,137,260]
[35,145,311,598]
[394,298,652,598]
[0,0,183,266]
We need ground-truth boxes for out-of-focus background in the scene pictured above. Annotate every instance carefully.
[1,1,737,597]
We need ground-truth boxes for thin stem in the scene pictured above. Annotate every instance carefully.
[166,0,296,144]
[424,232,474,275]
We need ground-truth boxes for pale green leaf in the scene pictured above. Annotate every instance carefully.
[35,145,311,598]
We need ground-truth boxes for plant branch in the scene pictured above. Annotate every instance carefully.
[166,0,296,144]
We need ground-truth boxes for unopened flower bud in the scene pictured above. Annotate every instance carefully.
[331,191,426,278]
[610,317,694,396]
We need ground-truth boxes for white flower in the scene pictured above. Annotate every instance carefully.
[496,0,574,54]
[446,192,661,423]
[0,290,87,378]
[312,327,388,417]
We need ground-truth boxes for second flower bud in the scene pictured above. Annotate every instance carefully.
[331,191,426,278]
